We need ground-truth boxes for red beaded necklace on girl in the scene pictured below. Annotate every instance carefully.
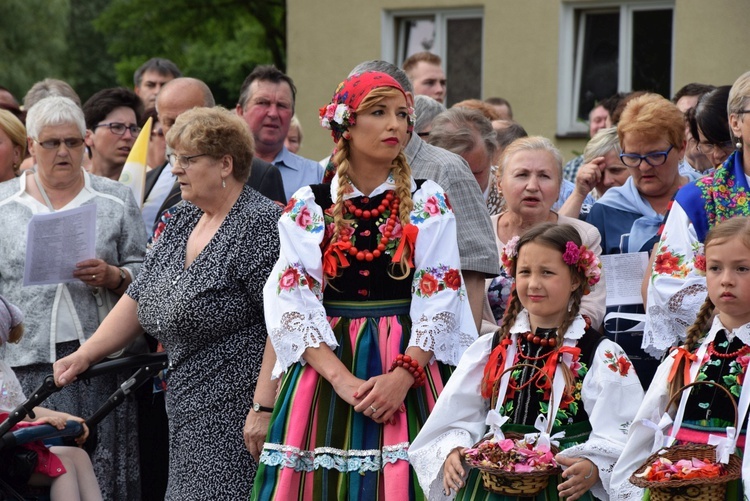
[523,330,558,348]
[338,191,400,262]
[707,342,750,360]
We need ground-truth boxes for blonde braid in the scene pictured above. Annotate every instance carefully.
[389,151,414,279]
[325,138,353,280]
[667,296,715,401]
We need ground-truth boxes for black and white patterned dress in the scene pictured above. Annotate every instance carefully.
[128,186,281,500]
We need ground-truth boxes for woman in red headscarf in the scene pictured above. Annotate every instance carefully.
[247,72,476,500]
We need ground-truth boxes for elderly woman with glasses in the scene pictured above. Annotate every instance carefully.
[0,95,147,499]
[54,106,281,500]
[587,93,691,388]
[644,71,750,359]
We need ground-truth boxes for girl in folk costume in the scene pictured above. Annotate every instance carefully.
[612,216,750,500]
[248,72,476,500]
[409,223,644,500]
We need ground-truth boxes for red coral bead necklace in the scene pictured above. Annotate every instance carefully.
[707,342,750,360]
[339,191,400,262]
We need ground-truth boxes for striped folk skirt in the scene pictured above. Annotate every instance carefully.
[252,300,452,501]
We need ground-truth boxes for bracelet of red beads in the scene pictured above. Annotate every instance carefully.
[389,354,426,388]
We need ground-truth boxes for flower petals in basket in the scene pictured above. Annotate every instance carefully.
[628,381,742,501]
[464,432,561,496]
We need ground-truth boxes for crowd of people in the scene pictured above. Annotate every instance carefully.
[0,52,749,501]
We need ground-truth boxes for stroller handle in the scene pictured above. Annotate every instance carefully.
[0,420,84,450]
[0,353,168,436]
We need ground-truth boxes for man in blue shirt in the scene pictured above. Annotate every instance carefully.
[236,66,323,201]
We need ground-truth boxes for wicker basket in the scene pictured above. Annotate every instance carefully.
[629,381,742,501]
[465,431,562,496]
[465,363,561,496]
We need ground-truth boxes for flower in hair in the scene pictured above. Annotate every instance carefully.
[321,71,412,143]
[562,241,580,266]
[319,103,355,139]
[564,242,603,292]
[407,106,417,129]
[500,235,520,272]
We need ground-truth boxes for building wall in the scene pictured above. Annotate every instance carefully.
[288,0,749,164]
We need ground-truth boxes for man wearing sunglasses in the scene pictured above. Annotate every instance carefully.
[83,87,143,180]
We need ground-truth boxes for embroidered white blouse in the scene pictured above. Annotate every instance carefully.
[611,317,750,500]
[408,309,644,500]
[643,201,709,358]
[263,175,477,378]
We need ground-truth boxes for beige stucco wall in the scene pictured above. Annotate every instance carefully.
[288,0,750,164]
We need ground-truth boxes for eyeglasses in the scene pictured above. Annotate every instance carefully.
[93,122,142,136]
[151,129,164,138]
[34,137,85,150]
[696,141,734,156]
[619,145,674,168]
[168,153,209,168]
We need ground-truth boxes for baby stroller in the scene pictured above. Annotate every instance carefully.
[0,353,168,500]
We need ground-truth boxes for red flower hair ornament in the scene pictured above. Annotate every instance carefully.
[501,237,601,294]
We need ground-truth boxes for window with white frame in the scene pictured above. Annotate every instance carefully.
[557,2,674,136]
[383,9,483,106]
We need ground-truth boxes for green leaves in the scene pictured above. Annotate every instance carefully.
[0,0,284,107]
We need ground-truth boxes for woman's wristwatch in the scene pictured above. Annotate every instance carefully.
[114,267,127,289]
[252,402,273,413]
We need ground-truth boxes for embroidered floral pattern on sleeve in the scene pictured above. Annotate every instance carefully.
[413,265,463,298]
[603,350,633,377]
[411,192,451,223]
[276,262,322,299]
[285,197,324,234]
[651,233,690,280]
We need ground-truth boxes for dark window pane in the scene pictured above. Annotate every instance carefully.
[632,9,672,97]
[446,18,482,106]
[577,12,619,122]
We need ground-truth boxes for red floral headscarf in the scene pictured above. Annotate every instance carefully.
[319,71,415,143]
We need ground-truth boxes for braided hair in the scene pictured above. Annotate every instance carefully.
[489,223,589,399]
[325,86,414,281]
[666,216,750,402]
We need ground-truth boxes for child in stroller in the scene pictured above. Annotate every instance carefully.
[0,295,102,500]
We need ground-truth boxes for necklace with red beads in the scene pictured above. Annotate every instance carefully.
[338,191,400,262]
[707,342,750,360]
[523,330,558,348]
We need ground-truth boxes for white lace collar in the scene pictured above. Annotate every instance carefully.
[330,172,416,200]
[705,316,750,346]
[509,309,587,340]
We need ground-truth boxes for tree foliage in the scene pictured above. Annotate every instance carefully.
[94,0,286,107]
[0,0,71,101]
[0,0,284,108]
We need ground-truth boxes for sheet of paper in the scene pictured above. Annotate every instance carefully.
[23,204,97,286]
[600,252,649,307]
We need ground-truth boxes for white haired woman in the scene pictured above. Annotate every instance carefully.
[485,136,606,332]
[0,96,147,499]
